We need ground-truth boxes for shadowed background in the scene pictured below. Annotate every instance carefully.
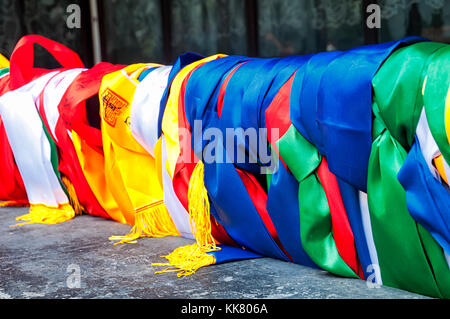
[1,0,449,67]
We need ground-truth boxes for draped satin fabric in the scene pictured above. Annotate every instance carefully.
[2,34,450,299]
[99,63,171,226]
[162,54,236,243]
[37,68,112,218]
[129,65,195,238]
[0,72,70,208]
[183,54,361,269]
[58,63,125,221]
[130,66,172,158]
[369,41,450,298]
[0,69,28,202]
[183,56,289,260]
[423,46,450,166]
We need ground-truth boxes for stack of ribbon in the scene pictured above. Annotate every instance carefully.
[0,35,448,298]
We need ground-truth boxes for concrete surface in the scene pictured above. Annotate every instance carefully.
[0,206,429,299]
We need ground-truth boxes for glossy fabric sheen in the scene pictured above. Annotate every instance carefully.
[99,63,163,225]
[369,41,450,297]
[264,77,316,268]
[166,54,235,245]
[60,63,126,221]
[291,36,424,192]
[2,34,450,298]
[183,55,316,261]
[0,73,69,206]
[265,60,363,277]
[210,245,262,264]
[0,70,28,201]
[37,68,111,218]
[180,46,413,274]
[278,125,358,278]
[58,63,125,151]
[423,45,450,165]
[130,66,172,157]
[129,65,194,238]
[158,52,205,137]
[399,140,450,255]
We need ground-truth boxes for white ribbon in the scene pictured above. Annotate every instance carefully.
[0,72,68,206]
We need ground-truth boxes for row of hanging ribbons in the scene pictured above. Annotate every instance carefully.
[0,35,448,298]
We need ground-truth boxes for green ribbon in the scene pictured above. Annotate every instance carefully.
[368,42,450,298]
[278,124,358,278]
[0,67,8,77]
[423,45,450,165]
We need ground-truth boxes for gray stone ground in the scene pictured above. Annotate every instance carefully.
[0,206,429,299]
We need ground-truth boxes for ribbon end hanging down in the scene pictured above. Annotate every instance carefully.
[152,160,221,277]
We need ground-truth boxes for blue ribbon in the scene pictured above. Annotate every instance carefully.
[291,36,425,191]
[157,52,205,137]
[398,139,450,255]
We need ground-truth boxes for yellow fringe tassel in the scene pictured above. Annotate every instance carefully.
[11,203,75,227]
[61,175,85,216]
[152,160,220,277]
[152,243,217,277]
[0,200,29,207]
[108,201,180,245]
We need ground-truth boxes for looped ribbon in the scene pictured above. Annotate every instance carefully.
[0,35,87,225]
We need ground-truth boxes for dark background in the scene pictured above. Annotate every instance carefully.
[1,0,449,68]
